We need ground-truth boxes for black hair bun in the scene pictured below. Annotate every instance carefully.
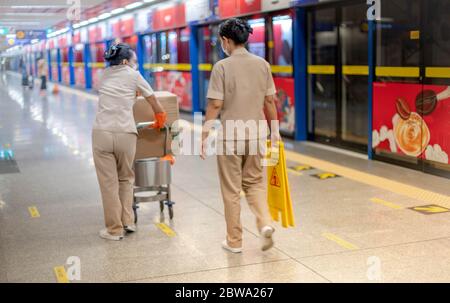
[104,45,119,60]
[219,18,253,45]
[235,19,253,35]
[104,43,133,65]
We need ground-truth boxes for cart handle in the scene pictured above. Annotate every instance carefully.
[136,121,155,130]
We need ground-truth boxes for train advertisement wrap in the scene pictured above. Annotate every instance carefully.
[373,82,450,166]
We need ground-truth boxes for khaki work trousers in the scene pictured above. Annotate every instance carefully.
[92,130,137,236]
[217,140,272,248]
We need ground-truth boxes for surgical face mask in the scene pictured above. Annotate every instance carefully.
[221,40,230,57]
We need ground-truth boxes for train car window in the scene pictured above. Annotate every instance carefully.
[272,15,293,67]
[178,27,190,64]
[423,0,450,86]
[168,30,178,64]
[247,18,266,58]
[376,0,420,83]
[158,32,168,63]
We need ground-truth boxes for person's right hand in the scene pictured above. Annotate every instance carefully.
[151,112,167,129]
[271,131,282,144]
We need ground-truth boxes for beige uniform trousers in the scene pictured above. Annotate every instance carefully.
[92,130,137,236]
[217,140,272,248]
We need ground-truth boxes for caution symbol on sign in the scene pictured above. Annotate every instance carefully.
[270,168,281,187]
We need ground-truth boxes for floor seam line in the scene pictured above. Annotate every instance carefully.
[117,258,291,283]
[296,235,450,260]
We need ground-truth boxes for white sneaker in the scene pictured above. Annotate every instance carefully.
[124,224,137,233]
[99,229,123,241]
[222,240,242,254]
[260,226,275,251]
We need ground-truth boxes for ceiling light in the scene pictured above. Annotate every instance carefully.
[98,13,111,20]
[125,2,143,10]
[79,20,89,26]
[88,17,99,24]
[73,23,81,29]
[111,8,126,15]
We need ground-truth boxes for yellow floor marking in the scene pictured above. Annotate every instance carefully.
[410,205,450,214]
[287,168,303,176]
[28,206,40,218]
[284,150,450,208]
[370,198,403,210]
[155,223,176,237]
[291,165,312,171]
[314,172,339,180]
[322,233,359,250]
[53,266,70,283]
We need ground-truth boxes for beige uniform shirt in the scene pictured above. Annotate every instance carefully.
[93,65,154,134]
[37,59,47,77]
[207,48,276,141]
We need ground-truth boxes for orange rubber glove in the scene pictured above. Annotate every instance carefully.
[150,112,167,129]
[161,154,175,165]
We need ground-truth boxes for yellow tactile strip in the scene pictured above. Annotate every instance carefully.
[285,150,450,208]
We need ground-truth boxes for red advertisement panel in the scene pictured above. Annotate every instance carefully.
[88,26,101,42]
[373,82,450,166]
[239,0,261,14]
[154,71,192,111]
[218,0,262,18]
[73,31,81,44]
[51,66,58,81]
[75,67,85,87]
[111,19,121,37]
[153,3,186,31]
[273,77,295,134]
[219,0,238,18]
[120,18,135,37]
[62,66,70,84]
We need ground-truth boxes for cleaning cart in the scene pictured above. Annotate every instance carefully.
[132,122,175,222]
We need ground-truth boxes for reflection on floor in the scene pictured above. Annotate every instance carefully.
[0,71,450,283]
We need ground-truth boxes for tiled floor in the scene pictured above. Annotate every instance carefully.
[1,71,449,283]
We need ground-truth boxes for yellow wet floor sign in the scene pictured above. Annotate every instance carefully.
[266,141,295,228]
[410,205,450,215]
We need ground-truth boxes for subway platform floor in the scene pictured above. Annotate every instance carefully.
[1,71,450,283]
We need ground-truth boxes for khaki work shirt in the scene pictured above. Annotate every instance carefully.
[93,65,154,134]
[206,48,276,141]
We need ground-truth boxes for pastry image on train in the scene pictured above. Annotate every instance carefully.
[393,98,430,157]
[415,86,450,116]
[393,112,430,157]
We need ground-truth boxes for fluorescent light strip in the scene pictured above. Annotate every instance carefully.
[125,2,144,10]
[98,13,111,20]
[111,8,126,15]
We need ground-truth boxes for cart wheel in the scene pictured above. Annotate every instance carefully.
[168,205,174,220]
